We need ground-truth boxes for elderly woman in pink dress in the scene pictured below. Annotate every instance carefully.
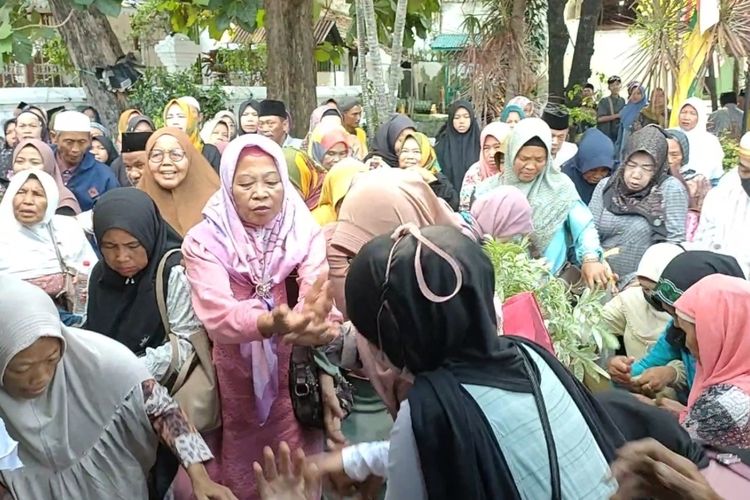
[182,134,342,498]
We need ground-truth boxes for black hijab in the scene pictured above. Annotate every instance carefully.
[367,114,416,168]
[602,124,671,238]
[86,188,183,355]
[126,115,156,133]
[595,390,708,467]
[434,100,481,189]
[92,135,119,166]
[79,105,102,124]
[345,225,624,500]
[653,251,745,348]
[237,99,261,135]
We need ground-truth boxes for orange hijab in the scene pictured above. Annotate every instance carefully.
[138,128,220,236]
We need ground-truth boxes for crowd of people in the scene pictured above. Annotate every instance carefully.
[0,76,748,500]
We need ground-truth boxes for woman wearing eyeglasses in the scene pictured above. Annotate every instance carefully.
[589,125,689,288]
[139,128,220,237]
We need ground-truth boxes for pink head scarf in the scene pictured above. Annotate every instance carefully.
[12,139,81,214]
[478,122,512,179]
[470,186,533,240]
[675,274,750,416]
[189,134,320,424]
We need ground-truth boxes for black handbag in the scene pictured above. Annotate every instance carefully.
[285,270,353,429]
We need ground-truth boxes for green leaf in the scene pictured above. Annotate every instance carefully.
[0,37,12,57]
[94,0,122,17]
[11,32,33,64]
[314,46,330,62]
[256,8,265,28]
[0,23,12,41]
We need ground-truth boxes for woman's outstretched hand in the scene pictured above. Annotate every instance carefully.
[609,438,721,500]
[254,442,320,500]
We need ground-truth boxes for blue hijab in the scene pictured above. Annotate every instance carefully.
[615,84,649,160]
[562,128,614,204]
[619,84,649,129]
[500,104,526,123]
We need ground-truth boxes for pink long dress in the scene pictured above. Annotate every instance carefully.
[181,233,331,499]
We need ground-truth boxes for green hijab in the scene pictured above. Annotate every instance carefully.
[502,118,581,252]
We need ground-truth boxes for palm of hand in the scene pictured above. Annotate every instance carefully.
[259,475,308,500]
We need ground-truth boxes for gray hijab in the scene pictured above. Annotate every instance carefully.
[0,276,152,470]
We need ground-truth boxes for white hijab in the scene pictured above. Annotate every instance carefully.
[0,170,97,280]
[0,276,154,471]
[679,97,725,181]
[694,167,750,276]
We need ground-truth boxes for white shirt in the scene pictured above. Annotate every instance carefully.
[553,141,578,171]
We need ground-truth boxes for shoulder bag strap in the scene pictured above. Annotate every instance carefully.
[516,345,561,500]
[47,223,69,273]
[155,248,180,333]
[156,248,182,387]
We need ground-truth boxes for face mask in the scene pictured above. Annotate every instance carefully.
[644,292,664,312]
[741,177,750,198]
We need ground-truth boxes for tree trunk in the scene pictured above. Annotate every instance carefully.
[265,0,317,138]
[386,0,409,112]
[546,0,568,102]
[706,49,718,112]
[566,0,602,97]
[506,0,528,100]
[47,0,127,131]
[360,0,389,132]
[355,0,376,137]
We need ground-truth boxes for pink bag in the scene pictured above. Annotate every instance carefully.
[501,292,555,355]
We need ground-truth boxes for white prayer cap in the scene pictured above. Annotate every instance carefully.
[178,96,201,112]
[740,132,750,155]
[53,111,91,133]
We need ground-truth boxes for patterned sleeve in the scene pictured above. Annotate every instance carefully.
[459,164,480,212]
[142,265,199,383]
[141,379,214,468]
[684,384,750,448]
[662,177,688,244]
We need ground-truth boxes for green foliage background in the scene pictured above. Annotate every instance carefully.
[128,68,228,125]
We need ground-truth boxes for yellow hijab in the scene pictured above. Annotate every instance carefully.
[400,131,441,174]
[118,108,141,136]
[162,99,202,152]
[312,158,368,226]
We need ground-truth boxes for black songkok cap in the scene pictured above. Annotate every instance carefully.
[541,105,570,131]
[258,99,288,119]
[121,131,153,153]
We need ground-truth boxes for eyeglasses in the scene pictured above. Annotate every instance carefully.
[149,149,186,163]
[623,161,656,174]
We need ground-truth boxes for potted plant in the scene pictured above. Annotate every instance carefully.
[484,238,619,385]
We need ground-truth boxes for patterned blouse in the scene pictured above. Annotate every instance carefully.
[142,265,202,383]
[458,162,502,212]
[684,383,750,448]
[142,379,213,467]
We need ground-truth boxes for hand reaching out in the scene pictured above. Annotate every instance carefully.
[320,374,346,445]
[301,276,334,324]
[254,442,321,500]
[610,438,721,500]
[607,356,634,385]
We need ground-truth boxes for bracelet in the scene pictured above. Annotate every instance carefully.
[581,256,600,265]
